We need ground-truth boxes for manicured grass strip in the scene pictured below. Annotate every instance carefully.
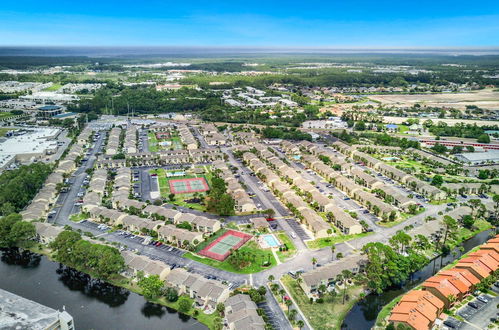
[375,295,403,327]
[184,241,277,274]
[43,83,62,91]
[306,232,373,250]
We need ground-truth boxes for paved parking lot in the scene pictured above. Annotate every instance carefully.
[285,218,311,240]
[457,293,498,330]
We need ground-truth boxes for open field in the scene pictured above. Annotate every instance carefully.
[282,275,364,330]
[306,232,373,250]
[43,83,63,91]
[369,89,499,110]
[0,128,11,136]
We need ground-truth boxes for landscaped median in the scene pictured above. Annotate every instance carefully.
[275,231,297,262]
[281,275,365,330]
[306,232,373,250]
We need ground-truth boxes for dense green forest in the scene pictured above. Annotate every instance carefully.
[0,163,53,216]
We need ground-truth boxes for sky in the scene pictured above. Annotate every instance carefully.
[0,0,498,47]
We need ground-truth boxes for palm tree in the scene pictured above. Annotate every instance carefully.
[297,320,305,329]
[312,257,317,269]
[442,215,458,247]
[285,299,293,315]
[279,289,286,301]
[268,275,275,283]
[331,245,336,261]
[339,269,353,304]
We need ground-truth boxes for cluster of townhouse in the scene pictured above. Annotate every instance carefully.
[21,128,93,221]
[291,140,400,221]
[124,125,137,154]
[240,147,331,238]
[333,141,446,201]
[299,254,368,299]
[212,160,257,212]
[222,86,298,109]
[106,127,122,156]
[82,168,107,206]
[389,235,499,330]
[178,124,198,149]
[442,183,487,195]
[200,124,227,146]
[97,147,225,168]
[224,294,266,329]
[165,268,230,312]
[231,131,260,145]
[81,165,222,247]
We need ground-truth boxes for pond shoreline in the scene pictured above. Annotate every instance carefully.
[341,228,495,330]
[0,246,210,330]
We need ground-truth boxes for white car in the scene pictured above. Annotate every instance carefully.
[290,232,297,239]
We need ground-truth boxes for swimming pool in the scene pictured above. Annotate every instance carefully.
[262,234,281,248]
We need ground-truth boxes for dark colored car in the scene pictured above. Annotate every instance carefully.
[468,302,478,309]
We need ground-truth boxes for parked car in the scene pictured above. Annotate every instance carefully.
[468,302,479,309]
[443,320,456,328]
[477,296,489,303]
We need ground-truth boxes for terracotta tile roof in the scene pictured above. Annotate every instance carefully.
[423,278,460,298]
[460,256,495,272]
[389,311,431,330]
[426,275,467,294]
[471,249,499,264]
[479,243,499,254]
[441,268,480,286]
[401,290,444,310]
[455,260,490,279]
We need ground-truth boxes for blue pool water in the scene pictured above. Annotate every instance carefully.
[262,234,280,247]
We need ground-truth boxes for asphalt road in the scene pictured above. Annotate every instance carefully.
[47,127,485,330]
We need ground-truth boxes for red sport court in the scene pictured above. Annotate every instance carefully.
[169,177,209,194]
[198,230,252,261]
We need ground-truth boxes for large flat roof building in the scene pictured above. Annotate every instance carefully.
[455,151,499,165]
[0,288,75,330]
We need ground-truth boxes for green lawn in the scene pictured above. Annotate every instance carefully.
[184,240,277,274]
[0,128,11,136]
[43,83,62,91]
[0,112,15,120]
[398,125,409,133]
[276,232,297,262]
[69,213,88,222]
[378,208,425,228]
[148,131,184,152]
[429,197,457,205]
[282,275,364,330]
[306,232,373,250]
[147,131,159,152]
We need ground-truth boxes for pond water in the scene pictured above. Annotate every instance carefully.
[0,248,206,330]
